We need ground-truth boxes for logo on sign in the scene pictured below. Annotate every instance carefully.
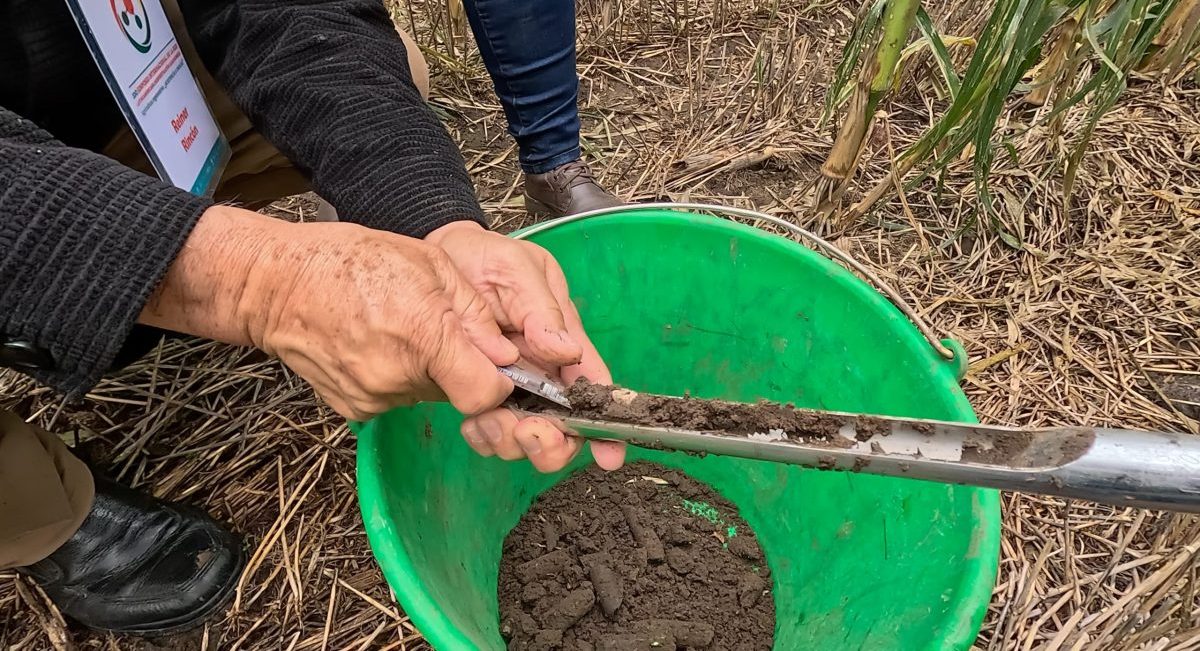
[110,0,152,53]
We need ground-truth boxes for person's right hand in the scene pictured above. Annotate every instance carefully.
[139,206,520,422]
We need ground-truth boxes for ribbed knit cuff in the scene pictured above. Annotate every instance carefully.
[0,139,211,396]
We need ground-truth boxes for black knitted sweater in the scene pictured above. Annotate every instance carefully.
[0,0,486,396]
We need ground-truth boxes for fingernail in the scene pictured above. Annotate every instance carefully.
[462,422,484,444]
[483,421,504,443]
[521,432,543,455]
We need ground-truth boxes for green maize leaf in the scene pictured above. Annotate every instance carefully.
[819,0,1187,235]
[916,7,963,97]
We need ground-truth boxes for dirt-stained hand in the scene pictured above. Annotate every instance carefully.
[425,221,627,472]
[241,221,519,421]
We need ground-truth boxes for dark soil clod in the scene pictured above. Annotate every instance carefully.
[727,534,763,562]
[621,504,665,563]
[738,573,767,608]
[498,462,775,650]
[517,548,573,584]
[543,521,560,551]
[581,553,624,619]
[654,619,716,647]
[544,586,596,630]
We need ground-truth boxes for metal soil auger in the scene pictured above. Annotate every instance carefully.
[512,376,1200,515]
[504,205,1200,515]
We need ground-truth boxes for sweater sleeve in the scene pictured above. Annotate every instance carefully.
[0,106,212,396]
[180,0,486,237]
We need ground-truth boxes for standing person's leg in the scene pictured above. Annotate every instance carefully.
[462,0,622,217]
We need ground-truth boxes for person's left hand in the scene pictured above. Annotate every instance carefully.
[424,221,626,473]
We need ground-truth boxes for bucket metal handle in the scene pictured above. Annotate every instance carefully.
[510,202,957,362]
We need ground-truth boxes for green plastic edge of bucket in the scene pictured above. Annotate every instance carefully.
[354,209,1002,651]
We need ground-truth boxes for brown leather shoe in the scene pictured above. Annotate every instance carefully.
[523,160,623,218]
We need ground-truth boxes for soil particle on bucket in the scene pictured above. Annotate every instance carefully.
[498,462,774,650]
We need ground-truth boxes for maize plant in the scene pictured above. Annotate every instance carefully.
[817,0,1200,244]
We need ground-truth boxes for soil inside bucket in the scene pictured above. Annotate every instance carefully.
[497,462,775,650]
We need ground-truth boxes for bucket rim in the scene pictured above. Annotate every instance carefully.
[512,202,958,367]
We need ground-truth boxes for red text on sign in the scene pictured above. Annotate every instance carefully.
[180,125,199,152]
[171,107,189,133]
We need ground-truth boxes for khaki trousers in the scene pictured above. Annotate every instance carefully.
[0,410,95,569]
[0,5,428,569]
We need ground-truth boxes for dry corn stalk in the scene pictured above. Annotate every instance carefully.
[814,0,920,214]
[1025,17,1081,106]
[1138,0,1200,74]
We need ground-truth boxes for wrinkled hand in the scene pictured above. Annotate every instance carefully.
[247,222,526,421]
[425,221,626,472]
[140,206,623,473]
[141,207,523,422]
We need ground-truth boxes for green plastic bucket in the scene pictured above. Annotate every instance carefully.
[355,206,1001,650]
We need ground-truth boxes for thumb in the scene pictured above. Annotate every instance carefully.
[427,311,514,416]
[434,250,520,366]
[498,271,582,367]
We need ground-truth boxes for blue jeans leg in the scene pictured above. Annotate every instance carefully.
[463,0,582,174]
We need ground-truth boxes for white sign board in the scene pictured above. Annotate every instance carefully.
[65,0,229,195]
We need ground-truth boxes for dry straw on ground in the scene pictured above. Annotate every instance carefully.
[2,0,1198,649]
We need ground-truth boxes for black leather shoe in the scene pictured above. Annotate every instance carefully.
[18,477,245,636]
[524,159,623,217]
